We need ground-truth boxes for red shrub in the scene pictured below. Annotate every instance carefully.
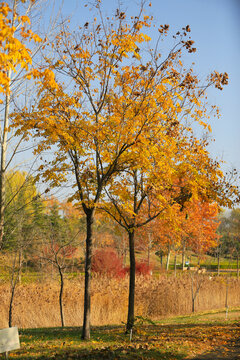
[124,261,152,276]
[92,248,125,277]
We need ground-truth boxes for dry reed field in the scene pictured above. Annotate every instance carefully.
[0,273,239,329]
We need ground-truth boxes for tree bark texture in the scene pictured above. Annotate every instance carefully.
[182,243,186,270]
[58,266,65,327]
[217,251,220,276]
[166,247,171,271]
[174,253,177,277]
[126,230,135,332]
[237,253,239,280]
[81,209,94,340]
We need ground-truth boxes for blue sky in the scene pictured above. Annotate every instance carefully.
[50,0,240,175]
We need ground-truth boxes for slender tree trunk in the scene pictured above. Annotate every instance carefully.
[217,250,220,276]
[9,282,16,328]
[192,298,195,313]
[58,265,65,327]
[166,246,171,271]
[191,276,195,313]
[18,249,22,284]
[123,247,127,267]
[147,232,151,267]
[174,253,177,277]
[225,278,229,309]
[182,243,186,270]
[225,277,229,319]
[190,274,202,314]
[81,209,94,340]
[9,252,20,327]
[147,245,150,267]
[237,253,239,280]
[126,230,135,332]
[0,74,11,249]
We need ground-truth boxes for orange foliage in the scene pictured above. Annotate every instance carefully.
[138,200,219,255]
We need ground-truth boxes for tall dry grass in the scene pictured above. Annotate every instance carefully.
[0,273,239,328]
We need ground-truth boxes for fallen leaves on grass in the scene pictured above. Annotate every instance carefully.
[9,322,240,359]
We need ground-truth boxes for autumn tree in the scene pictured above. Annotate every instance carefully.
[147,206,184,271]
[152,200,220,271]
[103,132,224,330]
[103,168,177,330]
[12,2,237,339]
[41,232,78,327]
[184,201,220,264]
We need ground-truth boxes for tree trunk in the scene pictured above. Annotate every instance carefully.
[217,250,220,276]
[81,209,94,340]
[147,245,150,268]
[190,274,202,314]
[192,298,195,313]
[237,253,239,280]
[18,249,22,284]
[126,230,135,332]
[197,256,200,266]
[191,276,195,313]
[9,252,19,327]
[182,243,186,270]
[174,253,177,277]
[225,278,229,309]
[58,265,65,327]
[166,246,171,271]
[0,75,11,249]
[123,247,127,267]
[9,282,16,328]
[147,232,151,267]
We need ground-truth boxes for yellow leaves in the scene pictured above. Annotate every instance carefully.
[9,7,231,217]
[0,3,10,17]
[141,33,151,42]
[20,15,31,24]
[110,25,151,60]
[30,32,42,43]
[6,170,37,215]
[43,68,57,84]
[74,48,91,60]
[0,71,10,93]
[176,103,182,113]
[0,3,42,94]
[30,68,59,92]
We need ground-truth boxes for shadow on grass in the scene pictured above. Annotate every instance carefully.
[15,325,187,359]
[12,323,240,360]
[20,326,83,342]
[12,346,187,360]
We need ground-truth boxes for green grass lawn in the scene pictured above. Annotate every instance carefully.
[4,310,239,359]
